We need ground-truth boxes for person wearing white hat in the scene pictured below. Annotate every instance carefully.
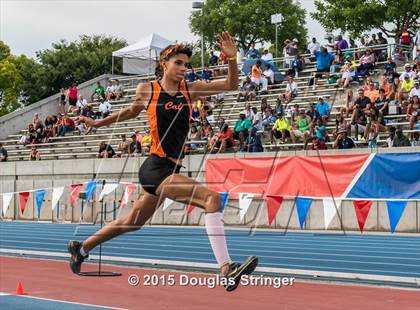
[399,63,416,80]
[409,80,420,99]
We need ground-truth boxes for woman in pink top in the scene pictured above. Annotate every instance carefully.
[67,85,78,113]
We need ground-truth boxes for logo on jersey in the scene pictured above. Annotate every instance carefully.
[164,101,183,110]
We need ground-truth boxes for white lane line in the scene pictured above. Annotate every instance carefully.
[0,292,126,309]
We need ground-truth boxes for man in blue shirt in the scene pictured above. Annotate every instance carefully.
[246,43,261,58]
[315,96,330,123]
[313,47,334,89]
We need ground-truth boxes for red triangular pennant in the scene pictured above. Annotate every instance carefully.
[70,185,83,206]
[266,196,283,225]
[187,205,195,214]
[353,200,372,232]
[18,192,30,214]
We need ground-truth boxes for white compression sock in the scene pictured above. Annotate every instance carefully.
[205,212,231,267]
[79,244,88,257]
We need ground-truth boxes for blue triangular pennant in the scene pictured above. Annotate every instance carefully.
[220,192,229,213]
[296,197,313,229]
[386,200,407,233]
[85,181,97,202]
[35,189,46,219]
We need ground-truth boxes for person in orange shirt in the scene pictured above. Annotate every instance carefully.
[365,82,380,103]
[379,74,391,97]
[250,60,268,92]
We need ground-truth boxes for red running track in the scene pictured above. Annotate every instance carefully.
[0,256,419,310]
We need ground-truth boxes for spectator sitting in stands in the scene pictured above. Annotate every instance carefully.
[187,68,197,82]
[271,113,294,144]
[261,49,273,62]
[246,43,261,58]
[251,106,264,132]
[292,108,311,148]
[365,81,380,104]
[75,118,88,135]
[353,89,372,118]
[330,48,344,73]
[27,123,37,144]
[373,88,390,121]
[67,84,78,113]
[313,47,334,89]
[306,103,320,121]
[58,114,75,136]
[409,80,420,99]
[310,118,327,143]
[341,89,355,117]
[307,37,321,56]
[311,136,327,150]
[315,96,330,123]
[116,134,130,157]
[98,96,112,118]
[243,102,253,120]
[185,125,201,154]
[201,118,212,140]
[44,115,57,141]
[333,114,348,139]
[76,95,88,115]
[105,80,116,100]
[337,61,356,88]
[201,67,213,82]
[412,132,420,147]
[191,101,201,122]
[262,106,275,130]
[241,127,263,152]
[141,129,152,155]
[250,60,268,94]
[92,81,106,102]
[336,35,348,50]
[29,146,41,161]
[356,48,376,77]
[399,64,417,80]
[399,74,415,102]
[32,113,41,127]
[233,111,252,149]
[128,133,142,156]
[34,119,45,143]
[291,53,305,78]
[285,76,298,103]
[379,74,391,97]
[384,57,397,78]
[392,127,411,147]
[97,142,115,158]
[263,64,274,85]
[114,79,125,100]
[333,129,355,149]
[209,51,218,66]
[215,123,234,153]
[237,76,257,102]
[0,143,8,162]
[407,94,419,140]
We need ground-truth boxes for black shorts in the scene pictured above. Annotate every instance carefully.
[138,154,183,195]
[69,98,77,106]
[315,67,329,78]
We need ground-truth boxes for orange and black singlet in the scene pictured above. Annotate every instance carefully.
[146,80,192,159]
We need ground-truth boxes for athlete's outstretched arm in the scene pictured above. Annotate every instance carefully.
[189,32,239,101]
[79,83,151,128]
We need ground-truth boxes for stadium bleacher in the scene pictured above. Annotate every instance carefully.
[0,43,418,161]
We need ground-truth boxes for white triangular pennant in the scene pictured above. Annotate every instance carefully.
[323,198,342,229]
[163,198,175,211]
[98,184,118,202]
[239,193,255,221]
[2,193,13,217]
[52,187,65,211]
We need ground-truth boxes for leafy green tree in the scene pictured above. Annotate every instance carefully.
[0,58,22,116]
[190,0,307,58]
[311,0,420,40]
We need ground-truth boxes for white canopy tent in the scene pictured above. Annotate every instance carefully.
[112,33,173,75]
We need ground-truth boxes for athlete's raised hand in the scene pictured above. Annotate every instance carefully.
[77,116,96,128]
[218,31,237,58]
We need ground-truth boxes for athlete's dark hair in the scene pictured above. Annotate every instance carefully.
[156,43,193,78]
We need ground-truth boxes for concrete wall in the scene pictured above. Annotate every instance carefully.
[1,148,419,232]
[0,74,113,140]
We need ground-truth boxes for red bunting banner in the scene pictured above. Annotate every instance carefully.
[187,205,195,214]
[18,192,30,214]
[353,200,372,232]
[70,185,83,206]
[120,184,137,209]
[266,196,283,225]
